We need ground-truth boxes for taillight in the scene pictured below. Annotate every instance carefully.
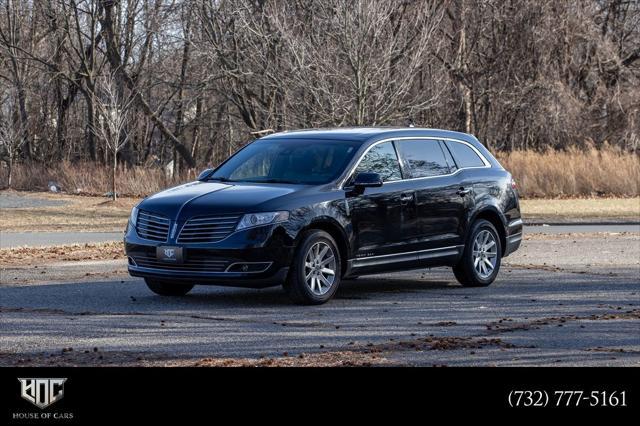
[511,177,518,191]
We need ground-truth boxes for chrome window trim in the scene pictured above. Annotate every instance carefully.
[340,136,491,189]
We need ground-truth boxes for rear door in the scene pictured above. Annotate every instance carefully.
[395,139,468,251]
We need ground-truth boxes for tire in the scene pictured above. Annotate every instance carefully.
[284,230,342,305]
[453,219,502,287]
[145,278,194,296]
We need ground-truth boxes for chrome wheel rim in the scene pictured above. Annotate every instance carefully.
[304,242,336,296]
[472,230,498,279]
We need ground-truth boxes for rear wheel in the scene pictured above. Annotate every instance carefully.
[453,219,501,287]
[284,230,341,305]
[144,278,194,296]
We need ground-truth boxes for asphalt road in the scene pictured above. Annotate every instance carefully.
[2,224,640,248]
[0,230,638,366]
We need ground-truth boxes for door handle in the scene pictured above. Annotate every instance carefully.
[400,193,414,203]
[457,187,471,196]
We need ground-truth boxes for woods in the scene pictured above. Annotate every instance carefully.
[0,0,639,194]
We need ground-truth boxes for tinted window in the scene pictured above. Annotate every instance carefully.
[354,141,402,182]
[440,141,457,172]
[396,140,450,178]
[210,139,360,185]
[445,141,485,168]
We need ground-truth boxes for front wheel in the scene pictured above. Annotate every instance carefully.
[284,230,341,305]
[453,219,501,287]
[145,278,194,296]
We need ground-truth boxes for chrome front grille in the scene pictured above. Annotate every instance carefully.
[130,255,230,272]
[136,210,170,242]
[177,214,241,243]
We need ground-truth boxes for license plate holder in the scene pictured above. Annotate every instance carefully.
[156,246,183,263]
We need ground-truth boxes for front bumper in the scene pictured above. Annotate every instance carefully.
[125,222,294,288]
[127,263,290,288]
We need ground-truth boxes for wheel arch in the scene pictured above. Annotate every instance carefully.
[471,208,507,255]
[297,217,350,277]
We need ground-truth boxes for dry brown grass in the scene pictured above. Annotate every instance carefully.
[4,161,191,197]
[4,147,639,199]
[0,190,137,232]
[4,146,640,199]
[520,198,640,219]
[0,241,124,266]
[496,145,640,198]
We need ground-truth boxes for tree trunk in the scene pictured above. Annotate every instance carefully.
[56,96,67,159]
[190,96,203,159]
[7,156,13,189]
[454,0,474,135]
[15,79,30,159]
[84,88,97,161]
[112,150,117,201]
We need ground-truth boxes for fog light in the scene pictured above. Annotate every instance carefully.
[225,262,271,273]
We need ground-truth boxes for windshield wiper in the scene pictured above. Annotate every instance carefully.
[206,176,234,182]
[250,178,303,184]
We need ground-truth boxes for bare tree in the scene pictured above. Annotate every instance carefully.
[0,0,638,183]
[0,93,25,188]
[91,73,135,200]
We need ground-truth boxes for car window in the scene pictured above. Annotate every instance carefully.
[211,138,360,184]
[229,144,275,180]
[439,141,457,172]
[396,140,450,178]
[445,141,485,168]
[353,141,402,182]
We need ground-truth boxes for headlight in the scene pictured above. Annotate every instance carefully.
[129,206,139,227]
[236,211,289,231]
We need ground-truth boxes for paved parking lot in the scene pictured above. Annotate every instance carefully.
[0,230,638,366]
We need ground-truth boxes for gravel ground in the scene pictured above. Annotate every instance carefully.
[0,230,638,366]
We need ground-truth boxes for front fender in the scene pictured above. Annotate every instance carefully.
[283,199,352,256]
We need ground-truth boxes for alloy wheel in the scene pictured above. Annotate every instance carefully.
[472,230,498,279]
[304,241,336,295]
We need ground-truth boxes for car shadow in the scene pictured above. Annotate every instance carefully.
[336,276,455,299]
[0,274,460,312]
[149,274,457,307]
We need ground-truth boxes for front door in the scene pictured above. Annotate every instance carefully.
[346,141,405,259]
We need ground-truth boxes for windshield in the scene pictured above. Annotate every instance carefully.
[209,138,361,185]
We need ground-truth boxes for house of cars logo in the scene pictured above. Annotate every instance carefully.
[18,378,66,409]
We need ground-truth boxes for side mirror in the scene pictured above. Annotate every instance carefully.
[352,172,383,191]
[197,168,214,181]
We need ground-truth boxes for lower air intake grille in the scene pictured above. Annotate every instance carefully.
[130,255,230,272]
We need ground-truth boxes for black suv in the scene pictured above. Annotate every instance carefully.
[125,128,522,304]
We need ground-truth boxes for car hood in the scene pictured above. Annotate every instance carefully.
[138,181,300,220]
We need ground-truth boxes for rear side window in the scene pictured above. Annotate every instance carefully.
[396,140,450,178]
[439,141,457,172]
[445,141,485,168]
[354,141,402,182]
